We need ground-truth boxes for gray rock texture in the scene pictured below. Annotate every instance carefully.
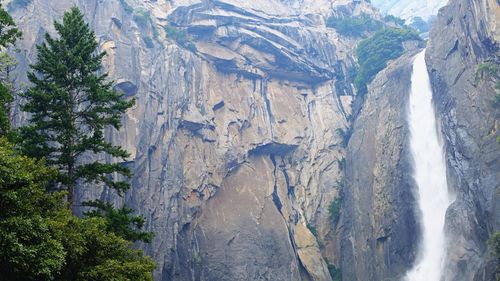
[426,0,500,280]
[6,0,499,280]
[5,0,376,280]
[340,51,421,281]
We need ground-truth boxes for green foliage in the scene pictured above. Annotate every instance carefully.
[476,62,499,82]
[384,15,406,26]
[0,3,22,47]
[0,138,65,281]
[119,0,133,14]
[0,82,12,136]
[83,200,153,243]
[328,196,343,224]
[307,223,318,238]
[164,25,197,52]
[0,138,155,280]
[355,28,421,93]
[20,7,135,204]
[324,258,342,281]
[0,6,155,280]
[327,13,383,37]
[493,92,500,109]
[475,62,500,109]
[0,53,18,138]
[133,10,150,29]
[142,36,154,49]
[0,4,21,136]
[409,16,430,33]
[55,216,155,281]
[488,232,500,259]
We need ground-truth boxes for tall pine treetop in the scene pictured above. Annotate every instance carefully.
[21,6,135,204]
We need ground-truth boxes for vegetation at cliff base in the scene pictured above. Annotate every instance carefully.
[0,140,155,280]
[0,139,64,280]
[355,28,421,94]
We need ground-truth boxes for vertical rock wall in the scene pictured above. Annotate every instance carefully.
[426,0,499,280]
[341,52,421,281]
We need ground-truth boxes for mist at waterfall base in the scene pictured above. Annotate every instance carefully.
[404,50,453,281]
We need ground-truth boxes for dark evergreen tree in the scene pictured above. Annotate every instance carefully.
[0,3,21,136]
[0,6,155,280]
[83,200,153,243]
[20,7,135,205]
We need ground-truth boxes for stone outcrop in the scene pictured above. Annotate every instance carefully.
[340,51,421,281]
[426,0,500,280]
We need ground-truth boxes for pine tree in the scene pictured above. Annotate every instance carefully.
[0,3,21,136]
[20,7,135,205]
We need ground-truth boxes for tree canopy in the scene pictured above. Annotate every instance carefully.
[20,7,135,204]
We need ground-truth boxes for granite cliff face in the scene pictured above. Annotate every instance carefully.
[426,0,500,280]
[341,0,499,279]
[7,0,377,280]
[340,51,421,281]
[6,0,499,280]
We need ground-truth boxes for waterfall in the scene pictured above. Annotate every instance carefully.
[405,50,453,281]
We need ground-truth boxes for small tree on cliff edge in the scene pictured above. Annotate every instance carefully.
[20,7,135,205]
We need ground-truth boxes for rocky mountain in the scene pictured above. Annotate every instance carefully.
[5,0,499,280]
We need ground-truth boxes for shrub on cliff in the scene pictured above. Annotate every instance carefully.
[355,28,421,94]
[328,195,343,225]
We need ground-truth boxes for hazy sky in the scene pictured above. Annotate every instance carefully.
[371,0,448,21]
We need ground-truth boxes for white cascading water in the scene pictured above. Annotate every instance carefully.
[405,50,453,281]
